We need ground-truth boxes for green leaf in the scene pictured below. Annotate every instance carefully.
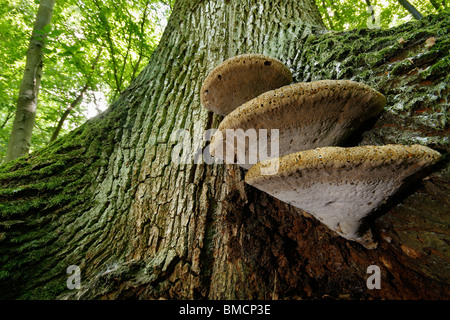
[42,24,52,33]
[49,29,63,37]
[41,47,52,54]
[59,51,73,57]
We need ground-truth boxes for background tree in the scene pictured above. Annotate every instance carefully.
[5,0,56,161]
[0,0,449,299]
[0,0,171,162]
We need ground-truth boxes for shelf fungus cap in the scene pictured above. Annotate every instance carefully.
[245,144,442,249]
[210,80,386,169]
[200,54,292,115]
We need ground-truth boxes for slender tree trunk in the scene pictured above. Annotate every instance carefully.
[5,0,56,162]
[0,0,449,300]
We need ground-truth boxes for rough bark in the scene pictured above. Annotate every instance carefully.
[5,0,56,162]
[0,0,449,300]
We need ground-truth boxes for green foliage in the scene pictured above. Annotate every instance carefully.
[0,0,171,163]
[315,0,449,31]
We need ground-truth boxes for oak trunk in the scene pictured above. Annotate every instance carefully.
[0,0,449,299]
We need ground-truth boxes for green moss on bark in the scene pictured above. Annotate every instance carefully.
[298,12,450,152]
[0,100,131,298]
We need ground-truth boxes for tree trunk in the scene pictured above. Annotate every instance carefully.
[5,0,56,162]
[0,0,449,300]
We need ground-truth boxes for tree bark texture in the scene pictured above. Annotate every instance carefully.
[0,0,449,299]
[5,0,56,162]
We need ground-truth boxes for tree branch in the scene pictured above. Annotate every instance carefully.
[130,0,151,81]
[49,47,103,143]
[92,0,121,95]
[0,109,14,130]
[398,0,423,20]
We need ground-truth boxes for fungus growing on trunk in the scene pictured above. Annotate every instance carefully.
[244,144,442,249]
[210,80,386,169]
[200,54,292,115]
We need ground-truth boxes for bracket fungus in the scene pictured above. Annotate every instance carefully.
[200,54,292,116]
[210,80,386,169]
[244,144,442,249]
[200,54,442,249]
